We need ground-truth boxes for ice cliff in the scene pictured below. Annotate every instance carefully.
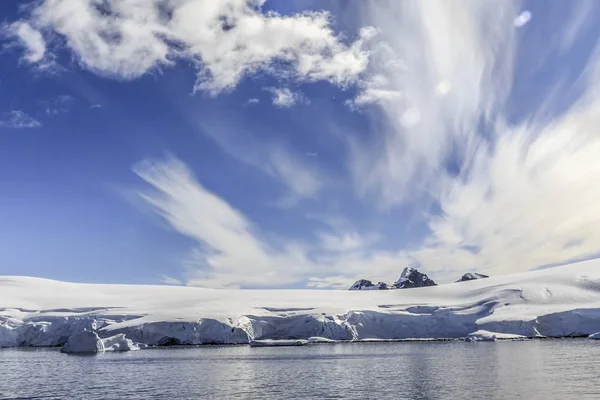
[1,259,600,348]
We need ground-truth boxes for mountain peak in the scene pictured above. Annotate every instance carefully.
[349,279,389,290]
[394,267,437,289]
[456,273,489,282]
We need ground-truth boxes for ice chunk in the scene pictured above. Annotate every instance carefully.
[465,330,527,342]
[588,332,600,339]
[102,333,139,352]
[60,331,105,353]
[249,339,308,347]
[307,336,338,343]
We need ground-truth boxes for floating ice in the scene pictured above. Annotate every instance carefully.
[249,339,308,347]
[102,333,140,352]
[60,331,104,354]
[465,330,527,342]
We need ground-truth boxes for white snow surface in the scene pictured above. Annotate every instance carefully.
[2,259,600,347]
[588,332,600,339]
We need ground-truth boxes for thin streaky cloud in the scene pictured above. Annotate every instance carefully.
[0,110,41,128]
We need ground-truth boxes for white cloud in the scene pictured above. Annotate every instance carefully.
[434,79,452,97]
[246,98,259,105]
[0,111,41,128]
[559,1,595,52]
[416,69,600,277]
[7,1,597,287]
[267,88,306,108]
[266,147,321,198]
[161,275,182,285]
[348,1,518,209]
[306,276,353,290]
[194,116,323,203]
[319,232,365,252]
[126,2,600,289]
[133,156,320,288]
[346,88,403,109]
[347,70,404,109]
[399,107,421,128]
[132,156,414,288]
[12,0,374,94]
[4,21,47,64]
[333,1,600,283]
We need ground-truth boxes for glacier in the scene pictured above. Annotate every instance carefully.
[1,259,600,350]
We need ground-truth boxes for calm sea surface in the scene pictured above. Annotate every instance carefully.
[1,340,599,399]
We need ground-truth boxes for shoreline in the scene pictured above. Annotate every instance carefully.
[3,334,598,352]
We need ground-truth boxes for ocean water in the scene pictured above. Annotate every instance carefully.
[1,340,599,399]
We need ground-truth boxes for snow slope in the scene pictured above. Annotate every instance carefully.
[1,259,600,347]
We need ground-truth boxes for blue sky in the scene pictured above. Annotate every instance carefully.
[1,0,600,288]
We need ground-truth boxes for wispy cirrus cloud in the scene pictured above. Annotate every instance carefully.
[44,95,74,116]
[0,110,41,128]
[348,1,518,209]
[192,112,323,206]
[340,0,600,281]
[133,156,318,288]
[161,275,182,285]
[133,1,600,288]
[133,155,412,288]
[7,0,600,289]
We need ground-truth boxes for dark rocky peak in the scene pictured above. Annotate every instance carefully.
[394,266,437,289]
[349,279,389,290]
[456,273,489,282]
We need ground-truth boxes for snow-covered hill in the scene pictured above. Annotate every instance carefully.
[2,259,600,348]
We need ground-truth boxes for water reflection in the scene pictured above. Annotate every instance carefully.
[1,340,599,399]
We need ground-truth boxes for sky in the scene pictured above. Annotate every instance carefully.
[1,0,600,289]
